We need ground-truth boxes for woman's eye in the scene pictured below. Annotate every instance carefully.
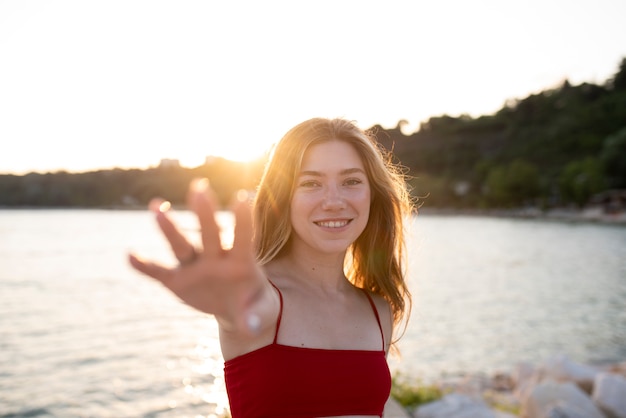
[299,180,320,188]
[344,178,363,186]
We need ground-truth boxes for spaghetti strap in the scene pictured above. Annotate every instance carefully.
[362,290,385,351]
[269,280,283,344]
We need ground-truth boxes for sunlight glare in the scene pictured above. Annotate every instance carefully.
[178,142,269,167]
[172,126,279,169]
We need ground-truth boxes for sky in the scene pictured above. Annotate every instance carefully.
[1,0,625,174]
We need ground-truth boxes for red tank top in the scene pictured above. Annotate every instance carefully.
[224,283,391,418]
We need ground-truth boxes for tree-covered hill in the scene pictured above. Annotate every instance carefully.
[0,158,266,208]
[1,58,624,210]
[371,58,626,209]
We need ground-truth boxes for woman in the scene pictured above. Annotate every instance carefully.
[129,117,413,417]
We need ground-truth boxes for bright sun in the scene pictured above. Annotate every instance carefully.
[176,137,273,169]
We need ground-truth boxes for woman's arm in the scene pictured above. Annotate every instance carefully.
[128,179,280,346]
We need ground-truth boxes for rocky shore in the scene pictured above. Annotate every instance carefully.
[385,354,626,418]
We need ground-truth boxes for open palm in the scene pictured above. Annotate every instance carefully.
[128,179,267,331]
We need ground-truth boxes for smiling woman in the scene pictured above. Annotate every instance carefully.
[129,117,414,417]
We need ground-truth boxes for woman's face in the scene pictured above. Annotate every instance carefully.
[289,140,371,256]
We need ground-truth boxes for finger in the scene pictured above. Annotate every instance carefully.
[188,179,222,257]
[149,198,197,263]
[128,253,176,285]
[231,190,255,256]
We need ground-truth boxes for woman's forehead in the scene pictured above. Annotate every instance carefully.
[300,140,364,169]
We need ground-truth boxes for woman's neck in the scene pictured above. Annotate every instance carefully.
[265,248,351,293]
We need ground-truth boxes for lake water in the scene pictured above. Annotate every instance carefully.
[1,209,625,417]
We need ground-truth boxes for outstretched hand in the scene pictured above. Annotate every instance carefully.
[128,179,271,333]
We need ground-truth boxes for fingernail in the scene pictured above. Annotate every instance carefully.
[159,201,171,212]
[149,198,170,213]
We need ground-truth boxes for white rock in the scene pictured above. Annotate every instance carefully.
[524,380,606,418]
[385,397,411,418]
[515,368,546,406]
[413,393,497,418]
[543,354,601,392]
[544,402,601,418]
[493,411,518,418]
[592,372,626,418]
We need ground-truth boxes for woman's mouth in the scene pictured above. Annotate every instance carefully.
[315,220,350,228]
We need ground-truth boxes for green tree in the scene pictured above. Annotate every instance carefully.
[559,158,606,207]
[485,160,540,207]
[608,57,626,91]
[600,127,626,188]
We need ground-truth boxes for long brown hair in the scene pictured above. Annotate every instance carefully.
[253,118,413,326]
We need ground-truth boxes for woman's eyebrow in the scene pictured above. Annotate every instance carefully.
[299,168,366,177]
[341,168,366,175]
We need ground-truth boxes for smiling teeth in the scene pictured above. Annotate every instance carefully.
[317,220,348,228]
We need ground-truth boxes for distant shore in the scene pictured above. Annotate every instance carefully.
[416,206,626,225]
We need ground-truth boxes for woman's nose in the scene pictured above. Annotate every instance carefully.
[321,184,346,210]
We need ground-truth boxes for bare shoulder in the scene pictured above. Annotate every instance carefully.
[367,292,393,349]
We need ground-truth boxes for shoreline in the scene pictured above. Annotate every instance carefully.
[416,206,626,225]
[389,354,626,417]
